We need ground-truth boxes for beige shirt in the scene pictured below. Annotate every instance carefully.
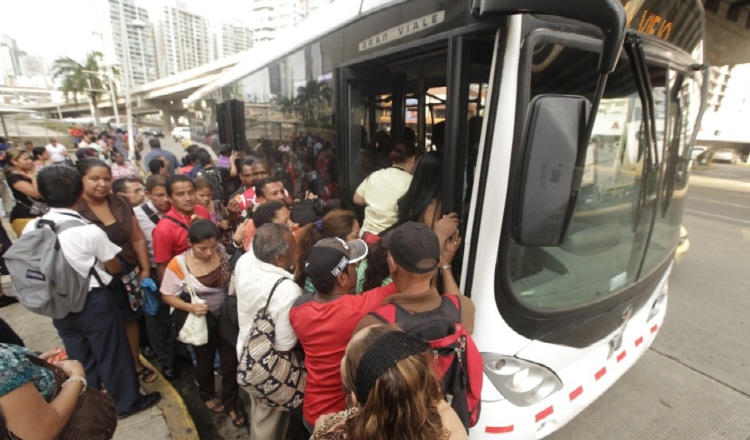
[355,166,412,235]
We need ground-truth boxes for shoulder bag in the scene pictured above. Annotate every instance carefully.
[237,278,306,410]
[171,258,209,346]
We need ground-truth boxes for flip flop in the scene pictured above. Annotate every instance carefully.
[206,399,225,413]
[136,367,157,383]
[228,409,246,428]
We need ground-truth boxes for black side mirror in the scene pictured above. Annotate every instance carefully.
[513,95,591,247]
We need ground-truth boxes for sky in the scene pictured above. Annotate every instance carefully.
[3,0,250,64]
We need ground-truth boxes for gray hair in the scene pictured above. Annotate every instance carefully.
[253,223,291,264]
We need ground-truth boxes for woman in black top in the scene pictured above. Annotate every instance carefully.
[5,148,44,237]
[76,158,157,384]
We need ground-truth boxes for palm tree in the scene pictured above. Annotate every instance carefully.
[274,96,297,119]
[296,80,332,122]
[52,51,106,126]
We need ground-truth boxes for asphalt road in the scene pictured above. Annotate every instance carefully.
[550,163,750,440]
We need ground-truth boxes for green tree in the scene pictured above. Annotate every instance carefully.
[295,80,332,123]
[52,51,106,126]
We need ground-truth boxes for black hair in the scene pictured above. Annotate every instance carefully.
[180,153,192,166]
[240,158,255,172]
[112,177,139,195]
[145,174,168,192]
[397,151,443,224]
[149,158,165,174]
[253,200,286,229]
[148,138,160,149]
[0,137,5,143]
[389,140,418,164]
[75,158,110,177]
[185,145,202,155]
[195,149,212,167]
[218,144,232,156]
[32,146,46,160]
[254,176,283,199]
[166,174,194,197]
[187,219,220,243]
[37,165,83,208]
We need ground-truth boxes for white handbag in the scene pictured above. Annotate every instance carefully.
[176,266,209,346]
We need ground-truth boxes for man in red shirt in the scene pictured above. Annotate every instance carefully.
[289,237,394,431]
[153,175,210,280]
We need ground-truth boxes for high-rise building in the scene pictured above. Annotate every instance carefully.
[155,2,213,77]
[307,0,335,16]
[0,35,23,86]
[248,0,309,46]
[95,0,159,87]
[216,23,253,58]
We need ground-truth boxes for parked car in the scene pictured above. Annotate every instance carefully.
[712,148,740,164]
[141,127,165,138]
[690,145,708,160]
[172,126,191,141]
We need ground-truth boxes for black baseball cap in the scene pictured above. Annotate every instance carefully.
[304,237,368,286]
[382,222,440,274]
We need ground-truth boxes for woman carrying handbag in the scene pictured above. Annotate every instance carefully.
[160,220,245,428]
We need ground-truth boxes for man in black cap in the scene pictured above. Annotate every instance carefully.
[289,236,393,432]
[354,218,472,333]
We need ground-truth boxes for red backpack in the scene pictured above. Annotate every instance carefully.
[369,295,482,429]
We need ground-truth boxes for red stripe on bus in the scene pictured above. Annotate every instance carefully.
[635,336,644,347]
[485,425,515,434]
[651,324,658,334]
[536,406,554,422]
[617,351,627,363]
[569,386,583,401]
[595,367,607,381]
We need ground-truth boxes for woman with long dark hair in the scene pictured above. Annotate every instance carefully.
[312,325,466,440]
[5,148,44,236]
[75,158,156,384]
[397,151,443,227]
[160,220,243,427]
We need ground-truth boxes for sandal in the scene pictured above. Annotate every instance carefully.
[206,399,225,413]
[136,367,157,383]
[228,409,246,428]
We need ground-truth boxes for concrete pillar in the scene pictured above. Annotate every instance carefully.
[162,110,175,134]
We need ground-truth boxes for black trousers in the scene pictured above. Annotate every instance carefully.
[192,322,239,412]
[144,281,175,368]
[0,317,23,346]
[53,288,141,414]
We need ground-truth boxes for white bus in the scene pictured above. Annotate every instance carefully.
[188,0,706,437]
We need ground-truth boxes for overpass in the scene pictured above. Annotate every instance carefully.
[23,0,750,130]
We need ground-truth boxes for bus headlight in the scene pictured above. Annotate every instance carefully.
[482,353,562,406]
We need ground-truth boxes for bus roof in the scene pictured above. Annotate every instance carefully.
[186,0,403,104]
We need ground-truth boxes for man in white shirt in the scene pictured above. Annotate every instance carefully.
[133,174,177,378]
[235,223,301,439]
[44,138,69,164]
[25,165,160,417]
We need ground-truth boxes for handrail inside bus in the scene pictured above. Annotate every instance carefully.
[470,0,626,73]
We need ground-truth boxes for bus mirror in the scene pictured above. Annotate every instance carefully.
[514,95,590,247]
[471,0,626,73]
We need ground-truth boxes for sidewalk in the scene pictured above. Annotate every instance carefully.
[0,277,198,440]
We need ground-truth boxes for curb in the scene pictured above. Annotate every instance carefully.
[140,356,199,440]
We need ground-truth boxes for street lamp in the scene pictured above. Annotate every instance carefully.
[117,0,146,163]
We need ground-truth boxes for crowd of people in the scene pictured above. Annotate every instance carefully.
[0,129,479,440]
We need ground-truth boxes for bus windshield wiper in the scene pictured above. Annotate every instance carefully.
[624,33,659,231]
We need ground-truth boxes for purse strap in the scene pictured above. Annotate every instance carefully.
[262,278,289,312]
[176,256,199,302]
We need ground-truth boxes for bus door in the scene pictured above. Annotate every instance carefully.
[336,34,496,284]
[335,67,405,202]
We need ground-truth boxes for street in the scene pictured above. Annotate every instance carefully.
[550,164,750,439]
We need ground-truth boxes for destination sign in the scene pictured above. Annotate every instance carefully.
[359,11,446,52]
[620,0,703,54]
